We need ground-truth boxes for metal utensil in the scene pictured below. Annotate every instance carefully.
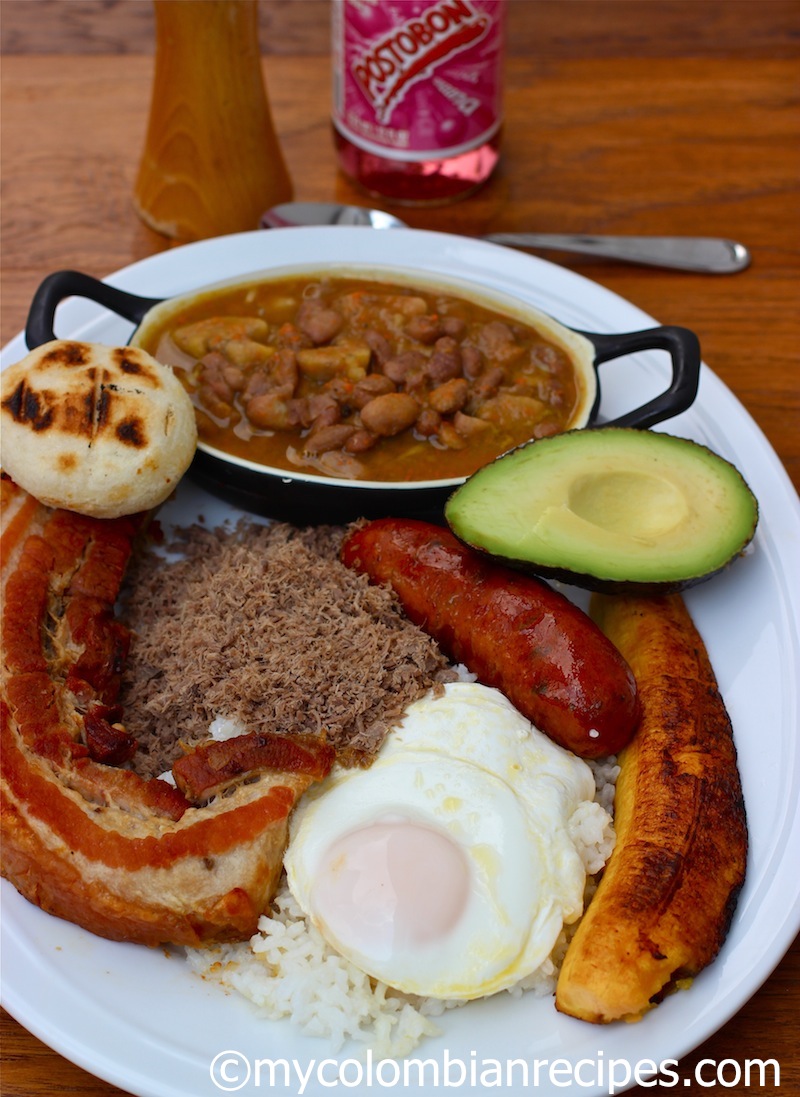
[260,201,750,274]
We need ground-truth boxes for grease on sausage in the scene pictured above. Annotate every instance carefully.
[341,518,640,758]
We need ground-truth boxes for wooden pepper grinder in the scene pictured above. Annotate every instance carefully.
[134,0,292,241]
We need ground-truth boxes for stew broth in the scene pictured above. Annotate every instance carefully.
[140,276,585,482]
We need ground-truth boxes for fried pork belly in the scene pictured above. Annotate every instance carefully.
[0,476,333,947]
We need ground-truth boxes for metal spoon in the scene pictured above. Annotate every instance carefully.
[261,201,750,274]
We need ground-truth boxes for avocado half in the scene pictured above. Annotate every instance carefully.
[445,428,759,594]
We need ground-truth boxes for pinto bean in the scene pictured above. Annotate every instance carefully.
[197,384,234,423]
[428,377,469,415]
[383,350,426,385]
[404,314,442,344]
[382,295,428,318]
[476,320,526,366]
[303,423,357,454]
[453,410,492,438]
[438,421,468,450]
[306,393,341,425]
[363,329,392,365]
[471,365,506,401]
[530,342,565,371]
[323,377,357,407]
[311,403,341,431]
[352,373,396,409]
[337,291,378,321]
[198,352,235,402]
[403,365,429,395]
[223,364,246,391]
[297,302,343,345]
[288,393,340,432]
[287,395,309,427]
[344,429,379,454]
[360,392,420,437]
[461,344,484,380]
[441,315,467,339]
[275,322,313,351]
[246,393,298,431]
[426,336,462,385]
[415,407,442,437]
[243,349,298,399]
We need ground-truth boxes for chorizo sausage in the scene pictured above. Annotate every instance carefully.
[341,518,640,758]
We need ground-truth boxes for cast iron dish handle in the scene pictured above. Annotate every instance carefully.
[583,326,701,430]
[25,270,163,349]
[24,270,700,432]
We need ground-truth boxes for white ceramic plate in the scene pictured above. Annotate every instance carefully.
[2,228,799,1097]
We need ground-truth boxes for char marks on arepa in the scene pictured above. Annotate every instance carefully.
[120,520,457,777]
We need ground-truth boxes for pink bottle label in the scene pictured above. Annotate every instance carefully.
[333,0,504,161]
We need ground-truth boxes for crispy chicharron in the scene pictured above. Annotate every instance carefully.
[0,477,333,947]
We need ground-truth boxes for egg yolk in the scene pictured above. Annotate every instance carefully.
[310,820,471,962]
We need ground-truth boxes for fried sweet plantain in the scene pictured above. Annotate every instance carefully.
[555,592,747,1023]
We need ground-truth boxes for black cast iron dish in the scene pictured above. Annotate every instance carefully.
[25,268,701,524]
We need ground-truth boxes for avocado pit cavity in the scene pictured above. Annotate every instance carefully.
[566,470,689,543]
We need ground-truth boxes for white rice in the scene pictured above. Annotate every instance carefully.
[186,745,618,1058]
[589,755,622,815]
[208,714,248,741]
[187,883,446,1059]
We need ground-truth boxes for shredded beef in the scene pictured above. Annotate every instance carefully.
[119,520,456,778]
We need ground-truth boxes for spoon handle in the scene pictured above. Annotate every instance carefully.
[480,233,751,273]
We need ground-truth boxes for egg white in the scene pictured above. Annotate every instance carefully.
[284,681,608,1001]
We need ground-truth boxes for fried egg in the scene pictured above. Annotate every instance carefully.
[284,681,609,1000]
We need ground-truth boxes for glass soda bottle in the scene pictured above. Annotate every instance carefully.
[331,0,505,205]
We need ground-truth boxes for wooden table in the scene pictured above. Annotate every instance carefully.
[1,3,798,1095]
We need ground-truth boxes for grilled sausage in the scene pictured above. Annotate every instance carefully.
[341,518,640,758]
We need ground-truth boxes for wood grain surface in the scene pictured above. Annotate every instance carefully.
[1,2,799,1096]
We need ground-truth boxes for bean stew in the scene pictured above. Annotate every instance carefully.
[141,276,585,482]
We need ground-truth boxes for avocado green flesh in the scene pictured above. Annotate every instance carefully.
[445,429,759,593]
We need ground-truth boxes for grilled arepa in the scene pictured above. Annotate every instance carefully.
[555,591,747,1023]
[0,477,334,946]
[0,340,197,519]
